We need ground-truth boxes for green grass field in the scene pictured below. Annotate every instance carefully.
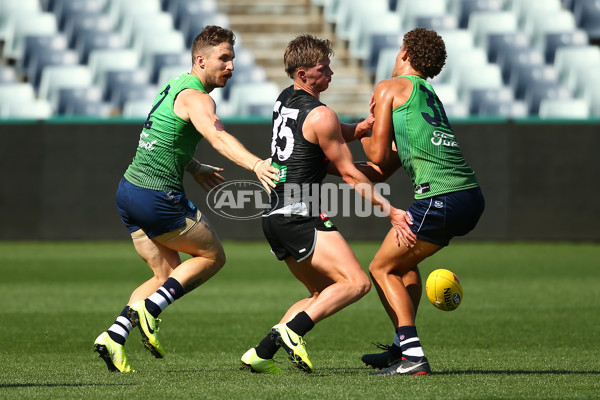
[1,241,599,399]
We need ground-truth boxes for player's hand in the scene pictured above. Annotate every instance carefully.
[191,164,225,192]
[389,207,416,247]
[355,98,376,139]
[254,157,279,193]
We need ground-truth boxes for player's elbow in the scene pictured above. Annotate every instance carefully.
[370,150,387,166]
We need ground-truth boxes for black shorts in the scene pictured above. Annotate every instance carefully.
[262,213,338,262]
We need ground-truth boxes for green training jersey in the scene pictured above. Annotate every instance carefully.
[124,73,207,192]
[392,75,479,199]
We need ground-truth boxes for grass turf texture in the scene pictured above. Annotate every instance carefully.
[1,241,599,399]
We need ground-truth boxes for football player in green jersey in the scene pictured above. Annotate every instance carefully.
[358,28,485,376]
[94,26,279,373]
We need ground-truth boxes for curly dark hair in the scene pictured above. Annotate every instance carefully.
[402,28,446,79]
[284,34,334,79]
[191,25,236,62]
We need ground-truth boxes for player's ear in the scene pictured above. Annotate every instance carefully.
[297,68,307,83]
[196,54,205,68]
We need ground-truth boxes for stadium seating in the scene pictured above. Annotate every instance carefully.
[27,47,80,89]
[0,0,43,42]
[486,31,530,64]
[553,45,600,93]
[0,81,52,119]
[523,77,571,115]
[468,86,514,115]
[447,0,505,29]
[396,0,447,31]
[478,98,528,118]
[157,65,191,87]
[167,0,218,29]
[573,68,600,99]
[38,65,93,112]
[584,78,600,116]
[413,15,458,31]
[88,48,139,84]
[573,0,600,40]
[64,99,113,117]
[539,97,590,119]
[335,0,389,42]
[364,33,403,76]
[107,0,162,28]
[509,64,557,101]
[445,47,490,88]
[52,0,107,31]
[221,47,268,100]
[100,69,150,104]
[4,99,53,119]
[132,29,186,67]
[75,30,126,64]
[1,0,598,119]
[0,66,17,84]
[510,0,562,28]
[3,12,58,61]
[454,64,504,105]
[525,10,577,50]
[501,48,546,96]
[18,33,69,76]
[542,29,589,64]
[374,47,400,84]
[227,81,280,117]
[120,11,175,48]
[63,13,115,48]
[111,82,158,110]
[55,86,103,114]
[468,11,518,48]
[346,7,402,62]
[178,11,231,48]
[122,99,152,118]
[0,83,36,110]
[147,52,190,84]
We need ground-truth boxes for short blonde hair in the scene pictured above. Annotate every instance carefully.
[284,34,334,79]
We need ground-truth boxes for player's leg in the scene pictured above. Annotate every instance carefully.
[128,231,182,303]
[369,230,440,327]
[288,230,371,323]
[157,212,225,291]
[366,229,440,375]
[93,231,181,372]
[128,212,225,359]
[270,230,371,372]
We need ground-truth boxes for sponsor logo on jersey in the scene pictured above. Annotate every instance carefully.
[431,130,459,147]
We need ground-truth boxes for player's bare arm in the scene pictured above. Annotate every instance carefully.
[349,158,402,182]
[176,89,279,191]
[362,78,412,165]
[307,106,415,246]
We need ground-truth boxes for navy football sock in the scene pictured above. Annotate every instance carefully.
[145,277,185,318]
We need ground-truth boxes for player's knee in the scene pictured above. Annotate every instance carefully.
[213,248,226,270]
[368,260,384,278]
[353,275,371,299]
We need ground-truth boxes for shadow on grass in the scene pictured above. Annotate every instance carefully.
[0,383,135,388]
[313,368,600,376]
[434,370,600,376]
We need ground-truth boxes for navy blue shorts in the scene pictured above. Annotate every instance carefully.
[115,177,198,239]
[407,187,485,247]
